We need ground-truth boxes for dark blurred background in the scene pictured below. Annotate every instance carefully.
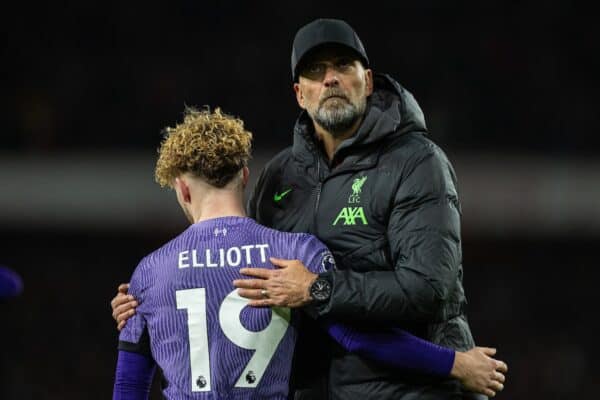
[1,1,598,398]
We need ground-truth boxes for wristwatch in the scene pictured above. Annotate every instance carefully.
[309,273,332,303]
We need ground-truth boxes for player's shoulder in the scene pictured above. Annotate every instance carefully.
[252,220,316,243]
[287,232,333,273]
[127,228,197,296]
[136,227,192,271]
[290,232,326,250]
[253,221,326,256]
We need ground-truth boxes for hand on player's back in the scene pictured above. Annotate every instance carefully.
[234,258,318,308]
[110,283,138,331]
[451,347,508,397]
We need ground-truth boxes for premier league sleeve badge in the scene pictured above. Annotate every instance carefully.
[321,252,336,271]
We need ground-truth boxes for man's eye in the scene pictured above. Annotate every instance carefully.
[308,64,324,73]
[337,60,353,70]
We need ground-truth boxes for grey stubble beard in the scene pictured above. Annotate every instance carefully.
[308,94,367,138]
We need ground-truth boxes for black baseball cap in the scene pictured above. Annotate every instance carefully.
[291,18,369,81]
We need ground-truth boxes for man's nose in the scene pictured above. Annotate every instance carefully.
[323,66,339,87]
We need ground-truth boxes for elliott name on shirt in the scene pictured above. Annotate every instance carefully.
[178,243,270,269]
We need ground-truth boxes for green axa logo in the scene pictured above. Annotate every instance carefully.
[273,188,292,202]
[332,207,368,226]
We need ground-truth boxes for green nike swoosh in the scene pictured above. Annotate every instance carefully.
[273,189,292,202]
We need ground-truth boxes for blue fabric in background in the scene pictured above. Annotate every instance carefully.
[0,265,23,298]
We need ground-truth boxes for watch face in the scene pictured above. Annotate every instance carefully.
[311,278,331,301]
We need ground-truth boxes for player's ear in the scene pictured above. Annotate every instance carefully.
[293,82,306,109]
[175,177,192,204]
[242,166,249,188]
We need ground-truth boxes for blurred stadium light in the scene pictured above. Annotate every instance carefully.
[1,151,598,235]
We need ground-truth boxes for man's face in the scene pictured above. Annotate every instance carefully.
[294,46,373,137]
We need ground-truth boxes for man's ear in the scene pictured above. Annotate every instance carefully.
[242,166,250,188]
[175,177,192,204]
[365,69,374,96]
[293,82,306,109]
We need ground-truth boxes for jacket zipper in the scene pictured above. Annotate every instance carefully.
[313,160,323,235]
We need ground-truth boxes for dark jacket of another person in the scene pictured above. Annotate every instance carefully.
[248,73,480,400]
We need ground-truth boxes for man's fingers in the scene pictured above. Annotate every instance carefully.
[234,278,268,289]
[113,302,137,321]
[483,388,496,398]
[117,308,136,323]
[238,268,272,279]
[269,257,293,268]
[495,360,508,373]
[247,299,273,307]
[114,300,137,314]
[489,380,504,392]
[480,347,497,356]
[118,283,130,294]
[493,371,505,384]
[111,297,131,319]
[117,320,127,331]
[237,289,266,300]
[111,293,134,309]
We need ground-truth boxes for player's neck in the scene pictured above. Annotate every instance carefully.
[189,190,246,224]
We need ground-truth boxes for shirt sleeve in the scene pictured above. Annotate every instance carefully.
[322,322,455,377]
[118,258,152,356]
[296,235,336,274]
[113,350,156,400]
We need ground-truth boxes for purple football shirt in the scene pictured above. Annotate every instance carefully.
[119,216,330,400]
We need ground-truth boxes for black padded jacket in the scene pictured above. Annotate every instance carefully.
[248,73,483,400]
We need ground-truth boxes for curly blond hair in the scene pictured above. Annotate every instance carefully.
[155,107,252,188]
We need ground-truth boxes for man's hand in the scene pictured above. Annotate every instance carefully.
[233,257,318,308]
[451,347,508,397]
[110,283,138,331]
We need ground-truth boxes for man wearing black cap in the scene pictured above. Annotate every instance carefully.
[236,18,505,399]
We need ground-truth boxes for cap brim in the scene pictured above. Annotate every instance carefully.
[293,42,370,81]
